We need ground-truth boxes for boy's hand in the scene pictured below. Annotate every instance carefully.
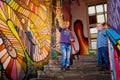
[70,38,75,42]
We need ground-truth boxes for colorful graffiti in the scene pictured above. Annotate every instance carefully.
[74,20,88,55]
[107,28,120,80]
[107,0,120,80]
[107,0,120,34]
[0,0,52,79]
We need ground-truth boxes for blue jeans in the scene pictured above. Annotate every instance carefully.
[60,43,71,68]
[97,46,109,67]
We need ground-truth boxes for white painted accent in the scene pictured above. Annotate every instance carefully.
[3,56,11,69]
[0,38,3,45]
[0,48,7,58]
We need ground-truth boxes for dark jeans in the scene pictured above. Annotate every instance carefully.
[97,46,109,67]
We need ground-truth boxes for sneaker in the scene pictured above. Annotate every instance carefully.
[66,66,70,71]
[96,65,100,67]
[99,66,109,71]
[66,68,70,71]
[99,67,104,71]
[103,66,110,71]
[61,67,66,72]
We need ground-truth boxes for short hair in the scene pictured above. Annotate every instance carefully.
[102,22,111,27]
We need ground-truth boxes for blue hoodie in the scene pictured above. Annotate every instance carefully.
[97,29,108,48]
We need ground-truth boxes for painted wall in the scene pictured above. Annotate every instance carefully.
[107,0,120,34]
[107,0,120,80]
[0,0,89,79]
[0,0,52,79]
[71,0,89,55]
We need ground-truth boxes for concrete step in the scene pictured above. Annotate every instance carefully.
[32,54,111,80]
[43,59,61,71]
[36,68,111,80]
[49,60,61,65]
[57,55,62,61]
[44,65,61,72]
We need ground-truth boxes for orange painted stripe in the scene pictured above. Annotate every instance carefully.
[44,45,50,52]
[11,41,19,44]
[17,57,27,71]
[0,44,6,51]
[1,52,9,63]
[17,55,26,62]
[0,27,11,33]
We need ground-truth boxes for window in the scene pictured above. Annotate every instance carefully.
[88,3,107,50]
[88,3,107,24]
[90,27,97,38]
[104,4,107,11]
[91,39,97,49]
[88,6,95,14]
[105,13,107,21]
[97,14,105,23]
[90,27,97,34]
[89,15,97,24]
[96,4,104,13]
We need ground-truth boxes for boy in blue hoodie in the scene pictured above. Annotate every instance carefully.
[96,23,109,70]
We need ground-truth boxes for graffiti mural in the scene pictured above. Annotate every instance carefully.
[0,0,52,79]
[107,0,120,80]
[107,0,120,34]
[74,20,88,55]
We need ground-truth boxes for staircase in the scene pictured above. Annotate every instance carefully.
[31,54,112,80]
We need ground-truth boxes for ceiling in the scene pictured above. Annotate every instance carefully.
[70,0,107,6]
[84,0,107,5]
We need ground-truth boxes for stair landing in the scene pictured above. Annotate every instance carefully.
[31,54,112,80]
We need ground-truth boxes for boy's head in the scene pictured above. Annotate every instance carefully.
[102,22,110,29]
[63,21,70,29]
[96,23,103,31]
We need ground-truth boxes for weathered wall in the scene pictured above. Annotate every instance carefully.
[71,0,89,55]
